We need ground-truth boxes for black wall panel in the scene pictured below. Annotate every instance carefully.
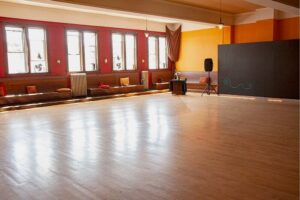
[218,39,299,99]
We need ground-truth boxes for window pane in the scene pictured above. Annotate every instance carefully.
[148,36,157,69]
[5,27,24,52]
[67,31,81,72]
[68,55,81,72]
[125,34,136,70]
[67,31,80,55]
[5,26,27,74]
[112,33,124,71]
[159,37,167,69]
[28,28,45,41]
[84,32,97,71]
[149,55,156,70]
[29,41,45,60]
[31,61,47,73]
[7,53,27,74]
[28,28,48,73]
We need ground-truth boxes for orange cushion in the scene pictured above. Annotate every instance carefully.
[120,77,130,86]
[200,77,210,84]
[26,86,38,94]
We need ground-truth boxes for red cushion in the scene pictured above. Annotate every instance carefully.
[0,87,5,97]
[0,83,6,96]
[98,83,110,89]
[26,85,38,94]
[100,85,110,89]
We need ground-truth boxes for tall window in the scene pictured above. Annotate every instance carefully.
[5,26,48,74]
[148,36,167,70]
[112,33,137,71]
[66,30,98,72]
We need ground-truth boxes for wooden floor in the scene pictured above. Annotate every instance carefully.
[0,93,298,200]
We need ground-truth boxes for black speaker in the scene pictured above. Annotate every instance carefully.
[204,58,213,72]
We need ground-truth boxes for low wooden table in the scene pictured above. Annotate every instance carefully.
[170,79,187,95]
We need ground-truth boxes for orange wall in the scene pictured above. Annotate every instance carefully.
[233,17,299,44]
[233,19,276,43]
[177,17,299,72]
[176,27,231,72]
[277,17,299,40]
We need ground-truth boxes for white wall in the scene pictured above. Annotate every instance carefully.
[234,8,299,25]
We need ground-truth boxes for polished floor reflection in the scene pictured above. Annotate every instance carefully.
[0,93,298,200]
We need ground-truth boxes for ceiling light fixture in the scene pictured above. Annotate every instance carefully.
[145,18,149,38]
[217,0,224,29]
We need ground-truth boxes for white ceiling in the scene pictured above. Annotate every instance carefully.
[2,0,297,31]
[165,0,262,14]
[0,0,216,31]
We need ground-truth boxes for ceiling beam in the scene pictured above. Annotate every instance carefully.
[52,0,234,25]
[273,0,299,8]
[246,0,299,14]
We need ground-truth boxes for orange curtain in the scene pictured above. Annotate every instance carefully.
[166,25,181,74]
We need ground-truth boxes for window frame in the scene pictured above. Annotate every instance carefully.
[148,35,168,70]
[111,32,137,71]
[3,24,49,76]
[66,29,99,73]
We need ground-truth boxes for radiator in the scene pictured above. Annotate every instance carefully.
[141,71,149,89]
[70,73,87,97]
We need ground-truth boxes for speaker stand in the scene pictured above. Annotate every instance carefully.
[201,72,216,96]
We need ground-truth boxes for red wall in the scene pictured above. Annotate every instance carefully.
[0,22,5,77]
[0,17,167,78]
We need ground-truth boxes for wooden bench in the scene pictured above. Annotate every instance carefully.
[0,76,72,106]
[179,71,218,91]
[0,91,72,106]
[151,71,172,89]
[87,73,145,97]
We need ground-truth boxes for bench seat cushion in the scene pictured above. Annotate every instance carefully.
[187,83,206,90]
[88,85,144,97]
[154,82,170,90]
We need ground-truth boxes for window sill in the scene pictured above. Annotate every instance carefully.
[6,72,51,77]
[112,69,138,73]
[148,68,170,72]
[68,70,99,74]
